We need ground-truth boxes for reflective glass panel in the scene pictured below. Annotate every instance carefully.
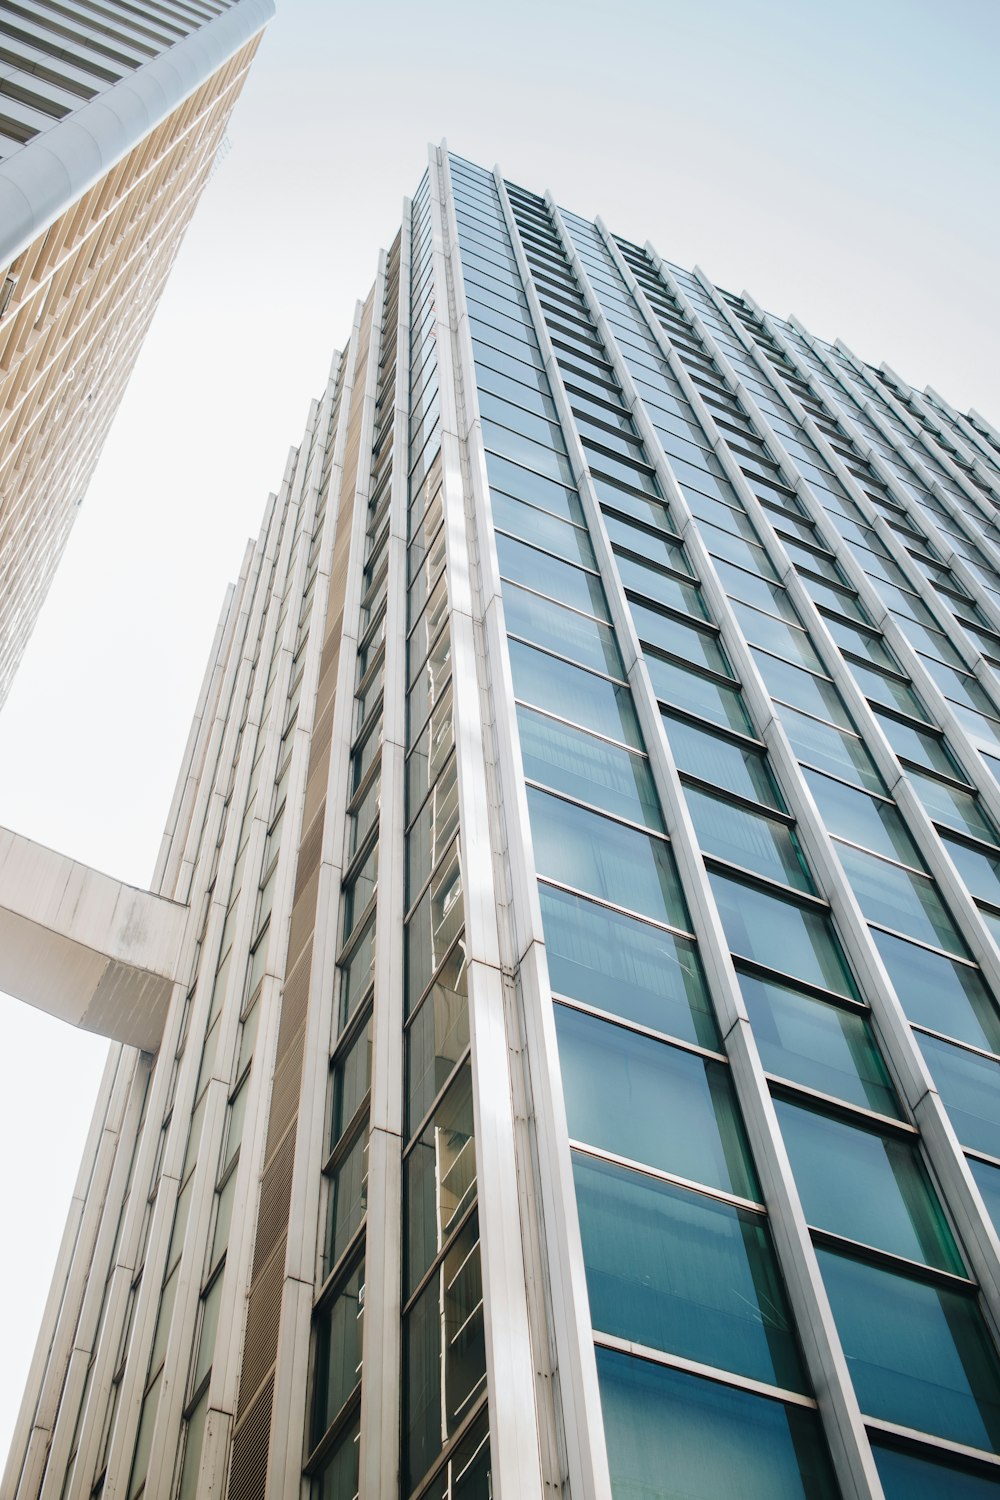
[539,884,717,1047]
[971,1157,1000,1236]
[517,706,662,828]
[508,638,640,747]
[527,787,688,929]
[647,654,753,733]
[818,1248,1000,1451]
[740,972,898,1115]
[556,1005,757,1199]
[406,941,469,1137]
[873,930,1000,1053]
[803,770,923,869]
[596,1349,839,1500]
[776,1100,963,1271]
[687,788,813,892]
[778,704,884,793]
[405,1065,476,1295]
[710,873,856,997]
[576,1154,805,1389]
[918,1033,1000,1158]
[874,1442,1000,1500]
[664,715,784,809]
[838,842,966,955]
[503,581,624,676]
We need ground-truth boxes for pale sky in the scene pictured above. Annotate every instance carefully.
[1,0,998,1468]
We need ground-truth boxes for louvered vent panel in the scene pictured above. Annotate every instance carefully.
[237,1240,285,1418]
[251,1128,295,1279]
[229,1372,274,1498]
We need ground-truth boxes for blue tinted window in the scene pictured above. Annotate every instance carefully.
[740,972,898,1115]
[873,930,1000,1053]
[918,1033,1000,1158]
[819,1249,1000,1451]
[556,1006,757,1199]
[576,1154,805,1389]
[710,873,857,997]
[528,787,688,930]
[874,1442,1000,1500]
[597,1349,839,1500]
[776,1100,963,1272]
[539,884,717,1048]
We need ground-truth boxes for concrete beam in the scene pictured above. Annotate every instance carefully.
[0,828,188,1051]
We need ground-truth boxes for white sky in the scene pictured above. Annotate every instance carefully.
[1,0,998,1469]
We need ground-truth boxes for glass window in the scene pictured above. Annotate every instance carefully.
[407,680,453,811]
[312,1258,364,1441]
[405,1065,476,1294]
[918,1033,1000,1158]
[403,1215,485,1496]
[776,1100,963,1271]
[508,638,640,747]
[503,581,624,677]
[740,971,899,1116]
[576,1154,805,1389]
[633,606,729,674]
[752,650,852,729]
[340,917,375,1028]
[330,1015,372,1150]
[648,655,753,733]
[617,554,707,621]
[603,511,692,576]
[485,450,578,518]
[818,1248,1000,1451]
[517,705,662,828]
[875,710,961,778]
[496,533,609,619]
[971,1157,1000,1237]
[908,770,997,844]
[779,704,884,794]
[803,770,923,869]
[406,941,469,1136]
[687,787,813,892]
[873,929,1000,1053]
[492,491,595,568]
[943,834,1000,908]
[596,1348,839,1500]
[874,1441,1000,1500]
[732,602,822,673]
[556,1005,757,1199]
[324,1126,368,1275]
[664,715,784,808]
[406,840,464,1012]
[851,661,928,722]
[711,872,857,997]
[407,754,460,902]
[539,884,717,1048]
[527,786,688,930]
[838,842,966,955]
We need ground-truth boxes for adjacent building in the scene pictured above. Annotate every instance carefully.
[0,0,274,705]
[6,145,1000,1500]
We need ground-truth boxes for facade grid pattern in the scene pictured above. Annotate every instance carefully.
[8,148,1000,1500]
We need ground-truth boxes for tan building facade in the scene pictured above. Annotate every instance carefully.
[0,0,274,705]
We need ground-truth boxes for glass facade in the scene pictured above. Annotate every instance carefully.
[12,148,1000,1500]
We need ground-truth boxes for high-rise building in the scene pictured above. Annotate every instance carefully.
[0,0,274,705]
[7,144,1000,1500]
